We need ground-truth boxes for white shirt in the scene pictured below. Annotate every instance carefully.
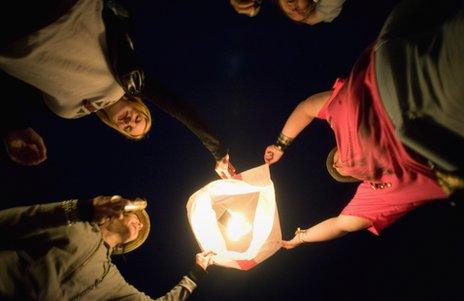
[315,0,346,23]
[0,0,124,119]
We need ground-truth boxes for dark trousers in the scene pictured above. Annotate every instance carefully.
[375,0,464,172]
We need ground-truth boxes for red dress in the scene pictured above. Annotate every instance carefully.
[317,44,447,235]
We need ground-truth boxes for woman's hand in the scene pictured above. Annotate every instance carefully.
[281,235,304,250]
[195,251,216,271]
[230,0,261,17]
[215,154,237,179]
[282,227,306,249]
[264,145,284,165]
[4,127,47,166]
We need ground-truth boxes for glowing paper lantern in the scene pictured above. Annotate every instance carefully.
[187,164,281,270]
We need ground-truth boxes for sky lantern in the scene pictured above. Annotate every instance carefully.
[187,164,281,270]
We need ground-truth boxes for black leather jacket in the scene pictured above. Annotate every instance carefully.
[102,0,227,160]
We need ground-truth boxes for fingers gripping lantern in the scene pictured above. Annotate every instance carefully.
[187,165,281,270]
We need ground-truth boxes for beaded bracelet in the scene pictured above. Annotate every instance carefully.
[295,227,307,244]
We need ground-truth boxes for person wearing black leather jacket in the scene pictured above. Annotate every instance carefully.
[0,0,235,178]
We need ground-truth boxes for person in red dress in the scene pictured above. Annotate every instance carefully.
[262,0,463,248]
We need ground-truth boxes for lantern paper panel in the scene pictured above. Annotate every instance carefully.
[186,164,281,270]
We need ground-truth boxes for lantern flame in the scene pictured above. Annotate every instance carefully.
[226,210,252,241]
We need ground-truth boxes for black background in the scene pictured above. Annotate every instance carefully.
[1,1,463,300]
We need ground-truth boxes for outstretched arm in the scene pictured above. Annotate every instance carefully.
[264,91,332,164]
[108,267,198,301]
[108,252,214,301]
[0,196,131,246]
[282,215,372,249]
[280,91,332,139]
[142,76,227,160]
[141,76,235,178]
[0,69,48,165]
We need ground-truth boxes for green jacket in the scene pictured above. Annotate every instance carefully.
[0,201,201,300]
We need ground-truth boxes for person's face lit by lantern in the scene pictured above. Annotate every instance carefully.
[100,96,152,139]
[277,0,316,24]
[103,212,144,244]
[106,99,148,137]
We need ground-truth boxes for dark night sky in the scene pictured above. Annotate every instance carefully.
[1,0,463,300]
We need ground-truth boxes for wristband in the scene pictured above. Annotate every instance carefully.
[274,133,294,151]
[187,264,207,285]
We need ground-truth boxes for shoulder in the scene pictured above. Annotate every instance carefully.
[314,80,346,119]
[304,90,333,118]
[315,0,346,22]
